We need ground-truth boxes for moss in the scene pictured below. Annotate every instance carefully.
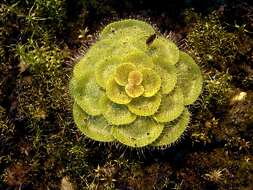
[0,107,16,187]
[15,41,70,121]
[186,12,239,71]
[0,106,14,137]
[0,38,93,189]
[203,71,232,108]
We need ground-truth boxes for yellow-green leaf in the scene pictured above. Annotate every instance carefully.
[141,68,161,97]
[128,94,161,116]
[112,117,164,147]
[152,109,190,147]
[106,78,132,104]
[73,103,114,142]
[99,96,136,125]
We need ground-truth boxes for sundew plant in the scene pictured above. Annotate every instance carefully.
[70,19,203,148]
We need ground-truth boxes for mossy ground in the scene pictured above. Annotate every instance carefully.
[0,0,252,189]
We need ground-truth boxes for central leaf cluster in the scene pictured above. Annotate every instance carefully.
[109,61,161,101]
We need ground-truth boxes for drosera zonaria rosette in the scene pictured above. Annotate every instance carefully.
[70,19,203,148]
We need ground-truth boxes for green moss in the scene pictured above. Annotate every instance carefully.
[1,38,89,188]
[186,12,239,71]
[0,107,15,154]
[15,41,70,121]
[204,71,232,107]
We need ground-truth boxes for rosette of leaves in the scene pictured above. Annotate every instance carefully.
[70,19,202,148]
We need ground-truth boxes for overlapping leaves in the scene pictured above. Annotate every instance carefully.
[70,19,203,148]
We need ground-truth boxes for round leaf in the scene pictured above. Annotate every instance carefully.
[176,51,203,105]
[125,84,144,98]
[95,56,122,88]
[128,70,143,85]
[114,63,137,86]
[152,109,190,147]
[112,117,164,147]
[123,49,154,69]
[128,94,161,116]
[147,37,179,65]
[106,78,132,104]
[73,103,114,142]
[141,68,161,97]
[99,96,136,125]
[71,71,104,116]
[153,88,184,123]
[100,19,155,39]
[154,63,177,94]
[74,39,114,78]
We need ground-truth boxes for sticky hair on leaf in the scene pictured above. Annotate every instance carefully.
[70,19,203,148]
